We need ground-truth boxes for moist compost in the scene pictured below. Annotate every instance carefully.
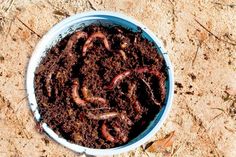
[34,25,167,148]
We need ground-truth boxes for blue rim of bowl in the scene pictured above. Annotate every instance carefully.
[26,11,174,156]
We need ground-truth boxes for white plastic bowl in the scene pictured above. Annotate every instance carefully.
[26,11,174,156]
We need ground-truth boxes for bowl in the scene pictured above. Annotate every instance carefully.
[26,11,174,156]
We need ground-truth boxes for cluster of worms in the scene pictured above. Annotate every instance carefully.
[43,30,166,144]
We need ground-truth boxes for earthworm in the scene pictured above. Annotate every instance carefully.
[118,50,127,60]
[72,80,86,106]
[101,123,128,143]
[136,67,166,102]
[120,112,133,126]
[149,70,166,101]
[127,84,142,119]
[104,70,131,90]
[47,32,87,90]
[141,78,161,107]
[133,101,141,112]
[45,73,52,97]
[133,100,142,120]
[104,67,148,90]
[81,86,107,105]
[113,126,128,143]
[101,122,115,142]
[87,111,132,126]
[64,31,88,56]
[81,86,91,98]
[135,67,149,73]
[87,112,118,120]
[82,32,110,56]
[127,83,136,99]
[86,97,107,105]
[105,67,165,101]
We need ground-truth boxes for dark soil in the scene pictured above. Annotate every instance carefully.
[34,25,167,149]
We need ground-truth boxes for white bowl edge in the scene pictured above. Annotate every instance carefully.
[26,11,174,156]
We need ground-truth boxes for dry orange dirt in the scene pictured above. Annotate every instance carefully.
[0,0,236,157]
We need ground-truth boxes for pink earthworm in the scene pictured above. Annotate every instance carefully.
[127,84,139,111]
[87,112,119,120]
[81,86,107,105]
[71,80,86,106]
[87,111,132,125]
[133,100,142,120]
[105,67,165,100]
[86,97,107,105]
[104,70,131,90]
[134,67,149,73]
[127,84,142,119]
[127,83,136,99]
[64,31,88,56]
[113,126,128,143]
[104,67,149,90]
[101,123,128,143]
[101,122,115,142]
[136,67,166,102]
[82,32,111,56]
[118,50,127,60]
[148,70,166,102]
[87,111,132,124]
[120,112,133,126]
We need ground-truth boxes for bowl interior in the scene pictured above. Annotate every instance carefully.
[27,12,174,156]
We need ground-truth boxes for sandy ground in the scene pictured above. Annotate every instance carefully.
[0,0,236,157]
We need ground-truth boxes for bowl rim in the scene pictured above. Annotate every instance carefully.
[26,11,174,156]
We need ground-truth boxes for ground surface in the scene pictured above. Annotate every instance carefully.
[0,0,235,157]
